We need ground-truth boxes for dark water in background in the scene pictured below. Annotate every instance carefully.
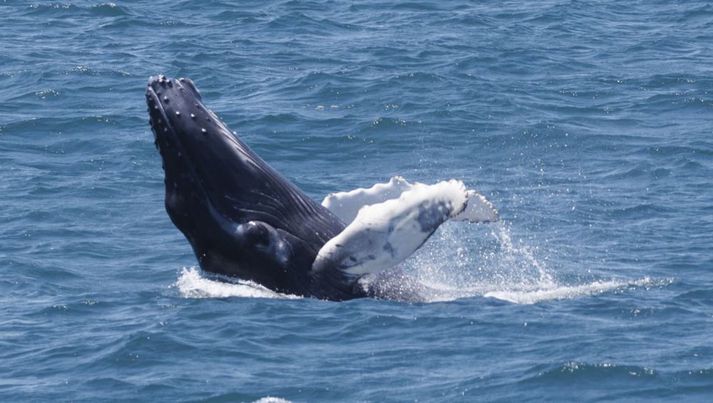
[2,1,713,401]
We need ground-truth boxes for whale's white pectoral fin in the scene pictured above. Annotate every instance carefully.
[321,176,414,225]
[313,180,471,278]
[451,190,499,223]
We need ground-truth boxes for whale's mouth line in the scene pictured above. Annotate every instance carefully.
[146,83,197,182]
[146,80,212,206]
[146,84,177,144]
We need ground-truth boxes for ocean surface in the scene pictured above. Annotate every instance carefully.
[2,0,713,401]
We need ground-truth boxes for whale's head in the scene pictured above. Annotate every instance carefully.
[146,75,349,297]
[146,75,258,220]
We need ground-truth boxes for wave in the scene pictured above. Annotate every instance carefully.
[519,361,713,390]
[27,2,130,17]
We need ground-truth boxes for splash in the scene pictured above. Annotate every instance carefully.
[390,221,669,304]
[174,267,301,300]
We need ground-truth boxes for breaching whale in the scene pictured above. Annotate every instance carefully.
[146,75,498,301]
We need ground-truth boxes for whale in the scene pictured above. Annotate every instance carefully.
[146,75,499,301]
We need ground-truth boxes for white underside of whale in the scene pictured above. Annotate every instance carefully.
[314,176,498,278]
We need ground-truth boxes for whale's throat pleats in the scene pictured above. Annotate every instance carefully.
[202,131,346,250]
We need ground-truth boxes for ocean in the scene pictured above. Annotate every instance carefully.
[2,0,713,401]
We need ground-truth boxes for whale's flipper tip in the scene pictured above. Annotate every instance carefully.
[452,190,499,223]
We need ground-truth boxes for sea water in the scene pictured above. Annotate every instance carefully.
[2,1,713,401]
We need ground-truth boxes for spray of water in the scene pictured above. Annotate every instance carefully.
[384,221,668,303]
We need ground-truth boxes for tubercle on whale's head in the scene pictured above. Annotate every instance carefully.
[145,75,208,157]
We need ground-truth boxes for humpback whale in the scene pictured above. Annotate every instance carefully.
[146,75,498,301]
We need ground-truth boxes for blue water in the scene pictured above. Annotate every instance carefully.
[2,0,713,401]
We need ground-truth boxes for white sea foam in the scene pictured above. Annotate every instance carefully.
[174,267,301,300]
[483,277,667,304]
[253,397,292,403]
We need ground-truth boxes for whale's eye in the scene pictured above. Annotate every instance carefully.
[236,221,273,248]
